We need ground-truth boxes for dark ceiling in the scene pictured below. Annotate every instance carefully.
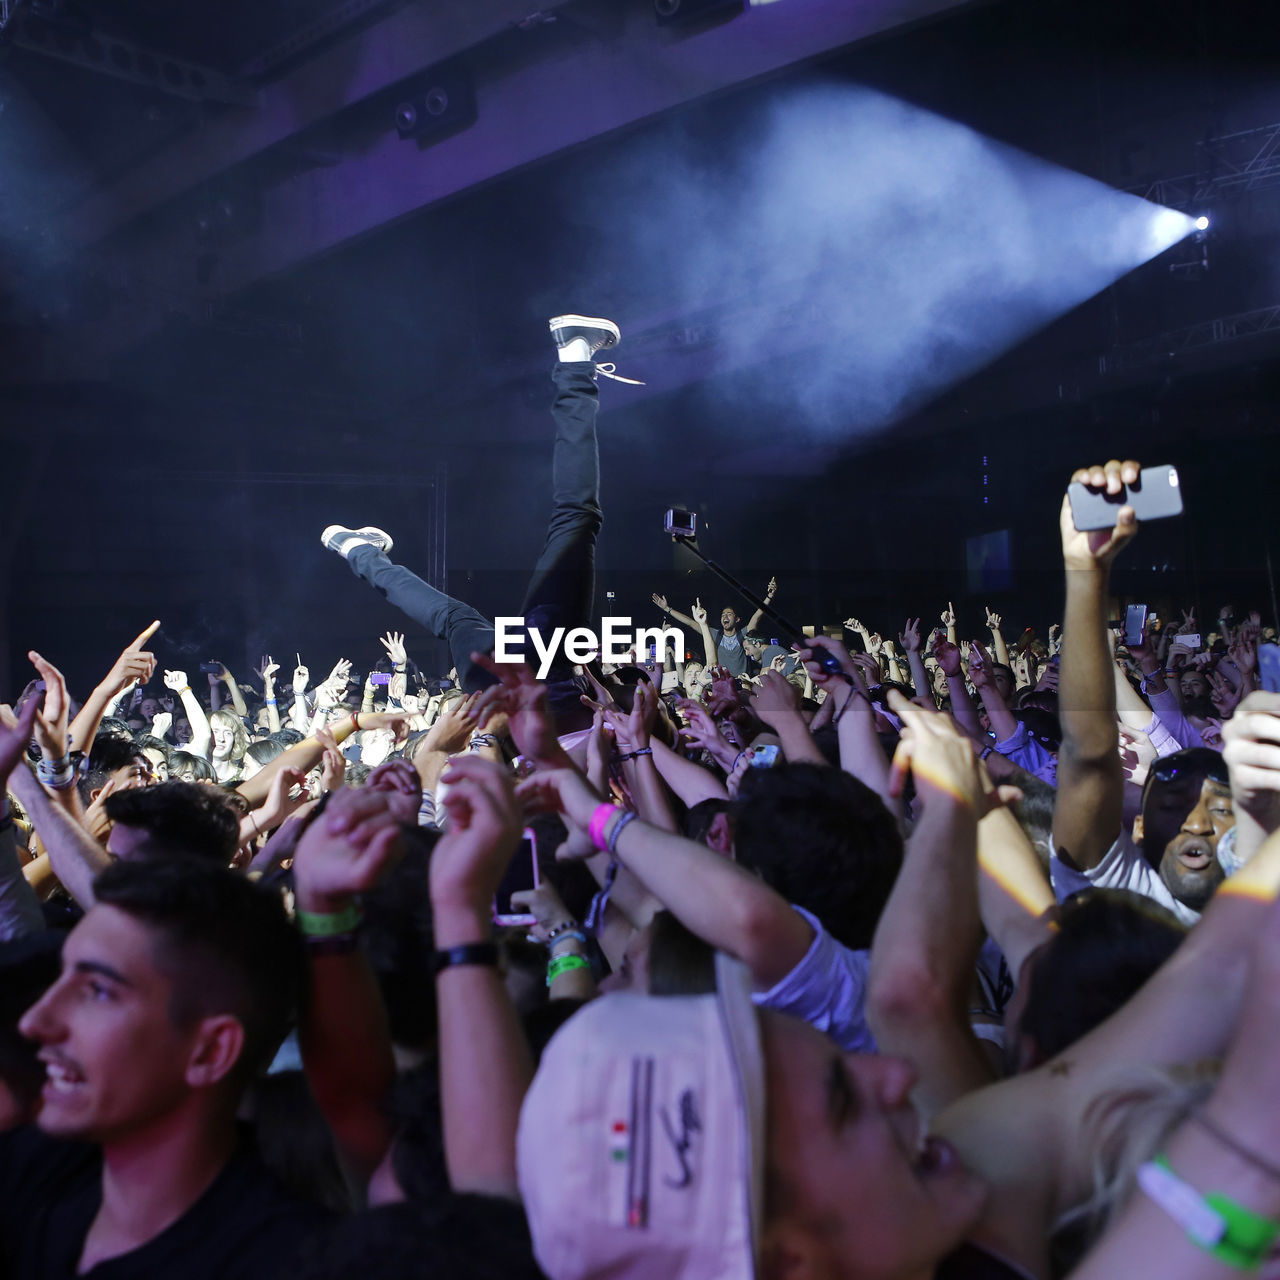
[2,0,1279,695]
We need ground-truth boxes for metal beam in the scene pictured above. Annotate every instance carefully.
[67,0,973,372]
[60,0,581,246]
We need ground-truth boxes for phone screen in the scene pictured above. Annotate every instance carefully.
[492,831,539,924]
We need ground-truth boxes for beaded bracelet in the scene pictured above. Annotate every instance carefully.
[616,748,654,764]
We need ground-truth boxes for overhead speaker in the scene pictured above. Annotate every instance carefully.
[394,62,476,143]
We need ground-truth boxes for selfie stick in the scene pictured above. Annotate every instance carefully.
[670,533,845,676]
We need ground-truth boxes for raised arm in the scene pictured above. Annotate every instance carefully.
[968,640,1019,743]
[797,636,894,807]
[0,699,48,940]
[652,592,696,631]
[258,656,282,734]
[8,764,110,911]
[1221,691,1280,866]
[690,598,718,667]
[649,736,729,806]
[293,787,401,1181]
[163,669,211,759]
[867,694,1013,1117]
[210,662,247,717]
[748,669,826,767]
[519,766,813,990]
[985,608,1010,667]
[68,621,160,752]
[1068,892,1280,1280]
[429,755,534,1200]
[898,617,930,700]
[1052,459,1140,874]
[934,638,983,741]
[745,576,777,633]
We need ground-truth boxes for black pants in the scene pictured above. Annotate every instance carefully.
[346,361,602,691]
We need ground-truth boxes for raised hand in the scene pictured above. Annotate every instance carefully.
[898,618,922,653]
[27,651,69,758]
[1208,670,1242,719]
[1222,692,1280,838]
[430,756,525,914]
[207,662,230,686]
[151,711,173,738]
[317,727,346,792]
[469,654,566,767]
[380,631,408,668]
[795,634,858,690]
[940,602,957,629]
[103,621,161,695]
[423,693,480,755]
[515,766,607,847]
[676,697,732,759]
[1230,613,1262,677]
[293,787,406,914]
[691,598,708,627]
[508,882,577,943]
[932,638,963,678]
[262,766,312,826]
[764,576,777,601]
[844,617,865,634]
[967,640,994,691]
[985,608,1002,631]
[259,655,280,687]
[292,661,310,695]
[886,691,1020,816]
[749,668,800,719]
[163,669,190,692]
[327,658,353,689]
[1060,459,1141,570]
[652,592,670,612]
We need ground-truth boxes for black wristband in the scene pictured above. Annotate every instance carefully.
[305,934,360,957]
[433,942,499,975]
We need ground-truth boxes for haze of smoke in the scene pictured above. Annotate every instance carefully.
[567,82,1193,436]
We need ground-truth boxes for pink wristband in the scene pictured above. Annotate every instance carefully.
[588,803,617,851]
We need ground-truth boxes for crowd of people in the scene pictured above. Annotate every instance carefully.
[3,318,1280,1280]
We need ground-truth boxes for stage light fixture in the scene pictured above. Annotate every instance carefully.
[393,62,476,143]
[1194,216,1209,231]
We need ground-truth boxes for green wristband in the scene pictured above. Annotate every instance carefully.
[296,903,364,937]
[546,954,591,987]
[1154,1155,1280,1271]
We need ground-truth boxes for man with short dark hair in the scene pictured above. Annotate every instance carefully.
[0,859,326,1278]
[103,780,241,865]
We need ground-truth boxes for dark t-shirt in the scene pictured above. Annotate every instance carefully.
[711,628,748,676]
[0,1125,330,1280]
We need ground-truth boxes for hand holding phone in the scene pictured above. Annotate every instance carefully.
[492,830,539,926]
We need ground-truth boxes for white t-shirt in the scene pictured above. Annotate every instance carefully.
[1049,830,1200,925]
[752,906,876,1053]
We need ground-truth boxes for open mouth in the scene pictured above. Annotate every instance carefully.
[915,1134,959,1177]
[1174,840,1214,871]
[42,1059,86,1095]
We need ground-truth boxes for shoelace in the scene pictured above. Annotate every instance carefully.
[595,362,646,385]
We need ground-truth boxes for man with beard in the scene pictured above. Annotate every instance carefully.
[1049,459,1234,924]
